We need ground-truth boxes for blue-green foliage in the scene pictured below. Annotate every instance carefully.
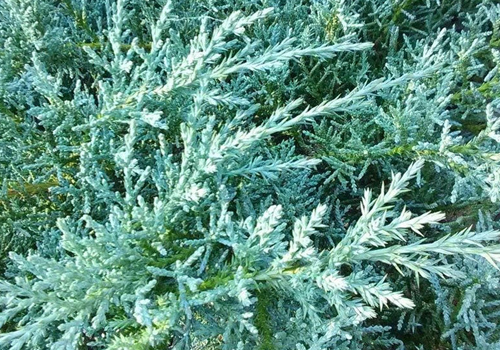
[1,0,500,349]
[428,210,500,350]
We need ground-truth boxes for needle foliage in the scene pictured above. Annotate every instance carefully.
[1,0,500,349]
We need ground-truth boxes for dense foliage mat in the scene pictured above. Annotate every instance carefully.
[1,0,500,349]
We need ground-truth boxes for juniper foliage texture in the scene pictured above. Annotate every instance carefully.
[1,0,500,349]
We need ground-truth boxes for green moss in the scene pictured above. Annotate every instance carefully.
[255,289,275,350]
